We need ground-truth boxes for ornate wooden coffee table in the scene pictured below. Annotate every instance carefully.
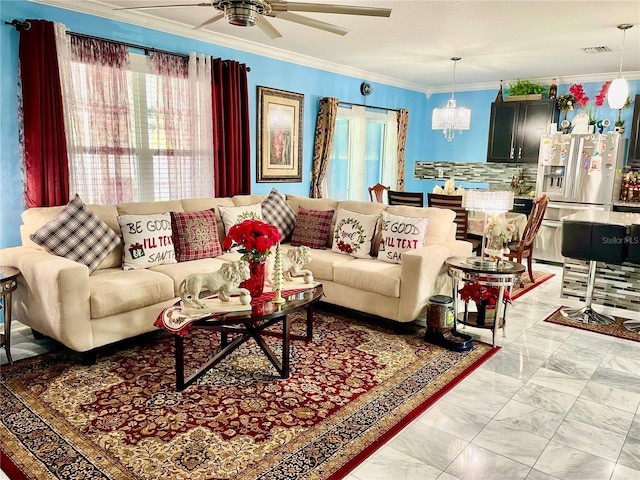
[168,285,323,391]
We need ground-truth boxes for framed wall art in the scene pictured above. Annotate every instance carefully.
[257,86,304,182]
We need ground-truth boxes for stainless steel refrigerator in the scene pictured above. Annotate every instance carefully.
[534,133,626,263]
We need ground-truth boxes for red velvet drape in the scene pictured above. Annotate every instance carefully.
[211,59,251,197]
[19,19,69,207]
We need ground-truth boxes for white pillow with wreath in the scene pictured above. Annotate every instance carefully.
[331,208,380,258]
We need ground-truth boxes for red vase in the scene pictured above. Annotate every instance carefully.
[240,258,266,297]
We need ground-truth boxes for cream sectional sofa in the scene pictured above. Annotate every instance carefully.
[0,193,471,356]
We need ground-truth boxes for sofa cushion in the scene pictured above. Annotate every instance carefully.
[29,194,121,273]
[218,204,263,237]
[336,200,387,254]
[295,247,355,281]
[89,268,175,318]
[170,209,222,262]
[117,200,184,215]
[261,188,296,239]
[290,206,335,249]
[386,206,455,245]
[331,208,380,259]
[149,257,230,295]
[117,213,176,270]
[378,211,429,264]
[181,197,234,243]
[232,194,267,206]
[333,260,401,298]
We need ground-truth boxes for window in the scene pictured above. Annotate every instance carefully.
[325,105,397,201]
[63,42,213,205]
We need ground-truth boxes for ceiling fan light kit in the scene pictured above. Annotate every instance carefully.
[116,1,391,37]
[432,57,471,142]
[220,0,269,27]
[607,23,633,110]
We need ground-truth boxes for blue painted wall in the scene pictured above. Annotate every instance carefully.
[1,0,638,248]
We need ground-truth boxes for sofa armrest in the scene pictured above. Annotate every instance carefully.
[0,246,92,351]
[398,240,472,321]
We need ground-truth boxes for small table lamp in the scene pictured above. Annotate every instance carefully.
[462,189,514,268]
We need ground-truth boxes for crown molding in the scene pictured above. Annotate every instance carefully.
[28,0,427,92]
[426,72,640,96]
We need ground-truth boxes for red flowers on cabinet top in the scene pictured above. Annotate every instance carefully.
[222,219,282,261]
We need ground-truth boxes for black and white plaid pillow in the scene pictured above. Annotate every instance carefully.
[30,194,121,273]
[261,188,296,239]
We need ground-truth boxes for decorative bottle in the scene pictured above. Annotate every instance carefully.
[549,78,557,99]
[495,80,504,103]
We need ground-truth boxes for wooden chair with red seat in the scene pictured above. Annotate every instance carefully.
[368,183,390,203]
[504,194,548,284]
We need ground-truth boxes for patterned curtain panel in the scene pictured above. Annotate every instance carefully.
[57,29,137,205]
[19,19,69,208]
[211,59,251,197]
[396,108,409,191]
[310,97,339,198]
[150,51,214,200]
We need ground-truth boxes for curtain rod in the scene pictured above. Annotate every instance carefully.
[337,100,401,113]
[5,19,251,71]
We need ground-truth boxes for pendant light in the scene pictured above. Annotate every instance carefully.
[432,57,471,142]
[607,23,633,110]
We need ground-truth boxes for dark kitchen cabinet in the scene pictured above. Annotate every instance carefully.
[627,94,640,168]
[487,100,558,163]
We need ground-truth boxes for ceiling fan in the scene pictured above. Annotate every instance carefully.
[114,1,392,39]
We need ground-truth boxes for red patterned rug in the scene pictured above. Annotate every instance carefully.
[544,307,640,343]
[1,310,497,480]
[511,270,555,300]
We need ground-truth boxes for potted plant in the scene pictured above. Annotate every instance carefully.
[506,79,549,101]
[458,283,512,326]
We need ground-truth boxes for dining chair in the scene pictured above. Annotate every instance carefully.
[368,183,390,203]
[504,194,548,283]
[427,193,481,253]
[387,190,424,207]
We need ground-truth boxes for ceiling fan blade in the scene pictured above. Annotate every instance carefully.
[193,13,224,30]
[114,2,212,11]
[270,2,391,17]
[256,17,283,39]
[274,12,349,35]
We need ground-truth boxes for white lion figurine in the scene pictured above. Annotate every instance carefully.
[179,259,251,309]
[283,245,314,282]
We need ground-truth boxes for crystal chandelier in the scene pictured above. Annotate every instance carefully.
[432,57,471,142]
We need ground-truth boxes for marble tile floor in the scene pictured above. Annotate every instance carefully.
[2,263,640,480]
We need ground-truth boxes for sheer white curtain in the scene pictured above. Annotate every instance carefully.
[382,109,398,189]
[55,24,138,205]
[149,51,214,200]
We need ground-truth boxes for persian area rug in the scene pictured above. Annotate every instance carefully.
[544,307,640,343]
[1,310,497,480]
[511,271,555,300]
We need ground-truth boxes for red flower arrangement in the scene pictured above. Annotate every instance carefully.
[569,84,589,108]
[222,219,282,261]
[458,283,512,309]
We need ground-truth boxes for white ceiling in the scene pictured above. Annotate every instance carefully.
[31,0,640,93]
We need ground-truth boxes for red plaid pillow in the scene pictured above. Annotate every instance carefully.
[170,209,222,262]
[290,206,334,249]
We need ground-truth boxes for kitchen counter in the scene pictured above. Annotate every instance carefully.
[562,210,640,226]
[613,202,640,213]
[561,210,640,312]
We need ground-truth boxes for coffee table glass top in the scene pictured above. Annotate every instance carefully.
[191,286,323,326]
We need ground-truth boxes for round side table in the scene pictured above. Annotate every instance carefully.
[445,258,525,347]
[1,266,20,364]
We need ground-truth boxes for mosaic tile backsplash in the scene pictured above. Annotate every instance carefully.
[415,162,538,195]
